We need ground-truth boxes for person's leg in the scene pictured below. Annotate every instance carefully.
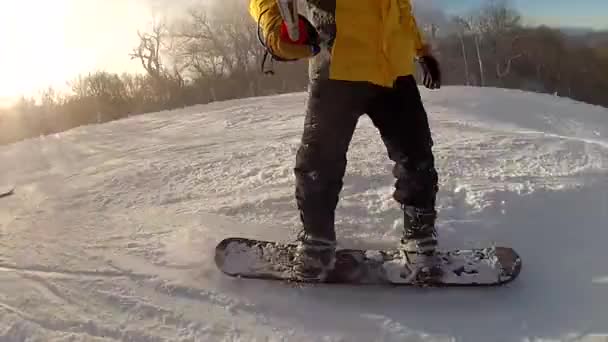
[293,79,375,279]
[366,75,439,255]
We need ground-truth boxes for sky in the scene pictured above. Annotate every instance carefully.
[0,0,194,107]
[0,0,607,107]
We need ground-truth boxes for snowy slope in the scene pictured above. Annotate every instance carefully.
[0,86,607,341]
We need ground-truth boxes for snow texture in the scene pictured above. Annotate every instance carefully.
[0,86,607,341]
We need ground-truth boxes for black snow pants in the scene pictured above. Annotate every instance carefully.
[294,75,439,242]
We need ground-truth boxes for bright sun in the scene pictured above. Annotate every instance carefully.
[0,0,75,99]
[0,0,150,103]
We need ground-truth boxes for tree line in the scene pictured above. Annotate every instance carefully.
[1,0,606,146]
[425,0,608,107]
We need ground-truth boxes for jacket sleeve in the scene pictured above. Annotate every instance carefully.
[410,14,430,57]
[249,0,314,60]
[398,0,429,57]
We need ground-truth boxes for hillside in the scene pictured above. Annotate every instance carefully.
[1,86,607,341]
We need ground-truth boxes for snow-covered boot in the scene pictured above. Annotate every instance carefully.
[293,233,336,281]
[400,206,442,280]
[401,206,438,254]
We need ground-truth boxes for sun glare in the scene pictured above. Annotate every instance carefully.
[0,0,150,104]
[0,0,75,99]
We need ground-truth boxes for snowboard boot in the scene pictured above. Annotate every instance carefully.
[400,206,443,281]
[293,232,336,281]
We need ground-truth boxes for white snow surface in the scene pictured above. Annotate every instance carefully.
[1,86,607,341]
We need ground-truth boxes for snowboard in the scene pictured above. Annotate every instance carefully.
[0,187,14,198]
[215,237,522,286]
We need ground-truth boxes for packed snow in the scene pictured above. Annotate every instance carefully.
[0,86,607,341]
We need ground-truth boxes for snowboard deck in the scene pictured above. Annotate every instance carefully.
[0,187,14,198]
[215,237,522,286]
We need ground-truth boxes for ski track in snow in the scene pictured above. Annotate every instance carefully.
[0,86,607,341]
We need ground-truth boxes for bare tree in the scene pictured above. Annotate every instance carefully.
[130,20,168,80]
[171,0,262,79]
[475,0,522,84]
[453,16,472,85]
[456,15,485,86]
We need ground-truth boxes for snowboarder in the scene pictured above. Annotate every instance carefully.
[249,0,442,281]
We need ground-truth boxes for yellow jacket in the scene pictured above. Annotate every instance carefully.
[249,0,428,87]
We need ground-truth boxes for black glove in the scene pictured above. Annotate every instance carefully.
[418,55,441,89]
